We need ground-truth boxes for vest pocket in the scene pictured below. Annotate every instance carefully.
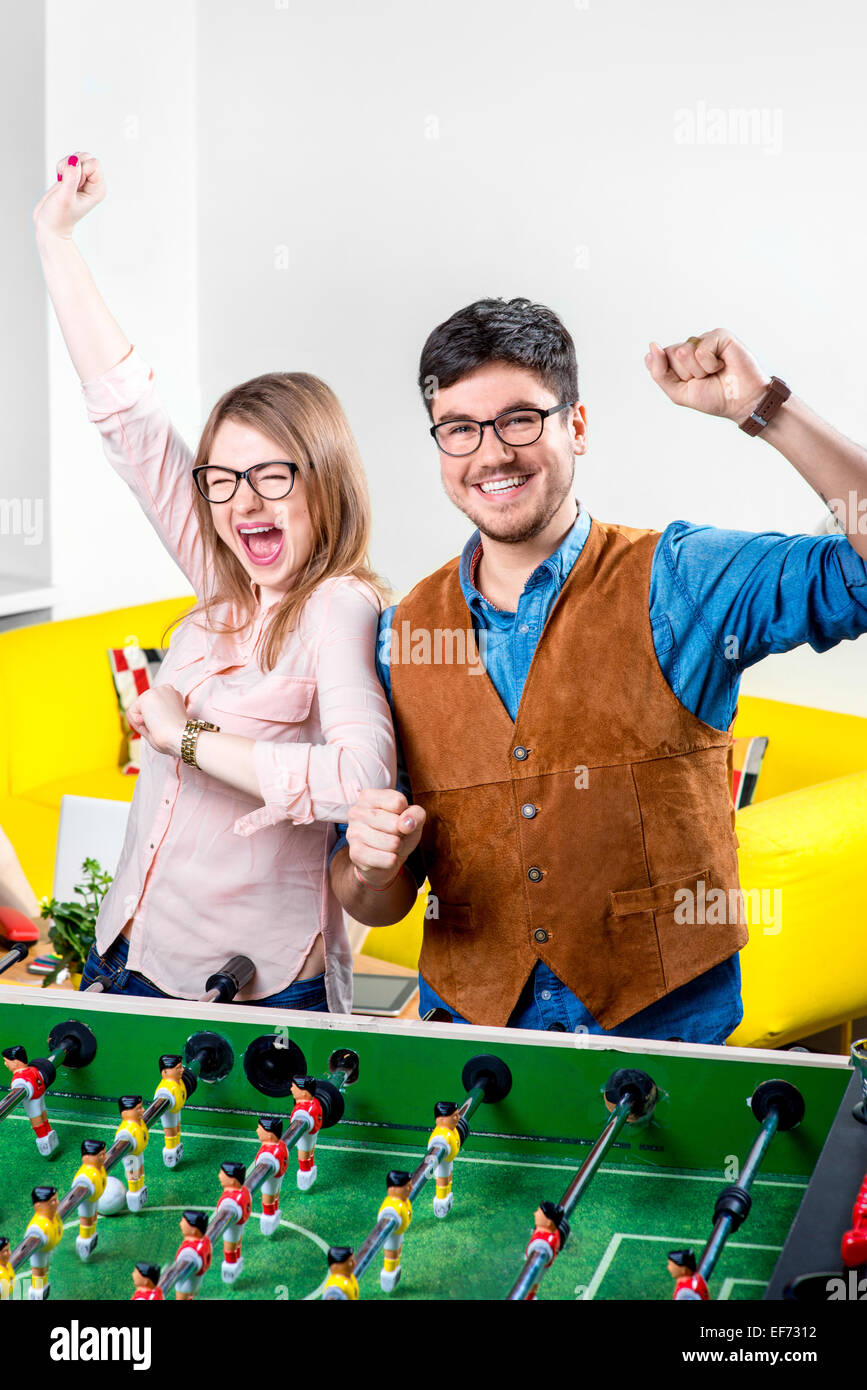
[608,868,710,918]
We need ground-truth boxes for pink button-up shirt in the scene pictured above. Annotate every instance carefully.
[81,348,396,1011]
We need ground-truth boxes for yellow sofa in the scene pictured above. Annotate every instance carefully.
[0,596,193,901]
[3,599,866,1048]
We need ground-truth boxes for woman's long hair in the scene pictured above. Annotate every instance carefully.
[164,371,389,672]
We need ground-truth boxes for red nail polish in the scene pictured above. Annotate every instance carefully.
[68,155,78,167]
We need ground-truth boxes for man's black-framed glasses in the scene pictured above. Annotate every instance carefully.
[430,401,575,457]
[192,461,301,503]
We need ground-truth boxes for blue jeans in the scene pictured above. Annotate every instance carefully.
[418,957,742,1045]
[79,935,329,1011]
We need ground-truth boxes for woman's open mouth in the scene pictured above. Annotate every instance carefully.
[237,524,285,566]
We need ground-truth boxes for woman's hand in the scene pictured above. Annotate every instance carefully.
[33,151,106,243]
[127,685,188,759]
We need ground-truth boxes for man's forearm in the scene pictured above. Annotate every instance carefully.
[329,845,417,927]
[760,394,867,560]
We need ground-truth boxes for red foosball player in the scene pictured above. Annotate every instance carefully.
[153,1054,189,1169]
[24,1185,63,1300]
[255,1116,289,1235]
[669,1248,709,1301]
[115,1095,149,1212]
[428,1101,466,1218]
[0,1237,14,1302]
[73,1138,108,1261]
[322,1246,359,1300]
[131,1261,165,1300]
[2,1045,58,1156]
[174,1210,212,1301]
[378,1170,413,1293]
[217,1161,252,1284]
[290,1075,323,1191]
[523,1201,571,1300]
[841,1173,867,1268]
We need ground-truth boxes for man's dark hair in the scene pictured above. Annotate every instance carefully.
[418,297,579,418]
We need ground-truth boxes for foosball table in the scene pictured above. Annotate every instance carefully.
[0,984,863,1303]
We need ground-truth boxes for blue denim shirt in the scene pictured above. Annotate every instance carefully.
[340,510,867,1038]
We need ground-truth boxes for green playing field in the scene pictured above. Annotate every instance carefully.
[0,987,851,1302]
[2,1109,805,1302]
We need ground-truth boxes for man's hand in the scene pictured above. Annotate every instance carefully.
[645,328,770,424]
[346,789,426,890]
[127,685,188,758]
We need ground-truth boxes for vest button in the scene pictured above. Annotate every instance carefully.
[513,746,529,761]
[527,866,543,883]
[521,803,537,819]
[533,928,549,943]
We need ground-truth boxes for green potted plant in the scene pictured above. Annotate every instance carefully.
[39,857,112,987]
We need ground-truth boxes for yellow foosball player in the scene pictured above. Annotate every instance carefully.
[323,1245,359,1300]
[428,1101,467,1218]
[379,1170,413,1293]
[24,1185,63,1300]
[0,1237,14,1301]
[114,1095,149,1212]
[153,1054,189,1169]
[73,1138,108,1261]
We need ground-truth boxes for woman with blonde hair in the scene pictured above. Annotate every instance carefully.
[33,151,396,1012]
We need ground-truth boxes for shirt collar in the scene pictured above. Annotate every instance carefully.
[458,502,592,615]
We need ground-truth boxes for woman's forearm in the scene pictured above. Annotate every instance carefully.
[35,230,130,383]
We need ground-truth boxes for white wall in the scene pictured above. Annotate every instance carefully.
[39,0,867,713]
[1,0,49,589]
[45,0,200,617]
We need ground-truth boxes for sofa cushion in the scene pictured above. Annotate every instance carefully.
[22,769,137,812]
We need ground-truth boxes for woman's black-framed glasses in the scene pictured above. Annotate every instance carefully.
[192,461,301,503]
[430,401,575,457]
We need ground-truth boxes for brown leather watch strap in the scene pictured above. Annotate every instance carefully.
[740,376,791,436]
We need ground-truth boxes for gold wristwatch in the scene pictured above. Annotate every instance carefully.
[180,718,220,768]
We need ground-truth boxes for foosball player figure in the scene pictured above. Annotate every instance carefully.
[0,1237,13,1302]
[2,1045,59,1156]
[153,1054,189,1168]
[217,1160,253,1283]
[428,1101,467,1218]
[73,1138,108,1261]
[524,1202,571,1300]
[174,1210,212,1301]
[668,1247,708,1300]
[290,1075,323,1191]
[255,1116,289,1235]
[115,1095,149,1212]
[131,1261,165,1301]
[323,1246,359,1300]
[24,1185,63,1300]
[379,1170,413,1293]
[841,1173,867,1268]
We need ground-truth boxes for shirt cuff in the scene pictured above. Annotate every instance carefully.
[233,741,315,836]
[80,345,154,423]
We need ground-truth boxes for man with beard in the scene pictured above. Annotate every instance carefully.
[330,298,867,1042]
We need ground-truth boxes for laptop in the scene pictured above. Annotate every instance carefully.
[52,795,131,903]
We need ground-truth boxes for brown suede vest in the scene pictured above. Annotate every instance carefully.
[389,517,747,1028]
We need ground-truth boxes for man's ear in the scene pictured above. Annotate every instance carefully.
[570,402,588,455]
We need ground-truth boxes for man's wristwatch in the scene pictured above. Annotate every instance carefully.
[739,376,791,436]
[180,719,220,768]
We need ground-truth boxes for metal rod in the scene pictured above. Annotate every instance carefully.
[0,945,27,977]
[507,1091,635,1301]
[695,1109,779,1286]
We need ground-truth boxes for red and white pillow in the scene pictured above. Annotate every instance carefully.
[731,735,768,810]
[107,646,166,774]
